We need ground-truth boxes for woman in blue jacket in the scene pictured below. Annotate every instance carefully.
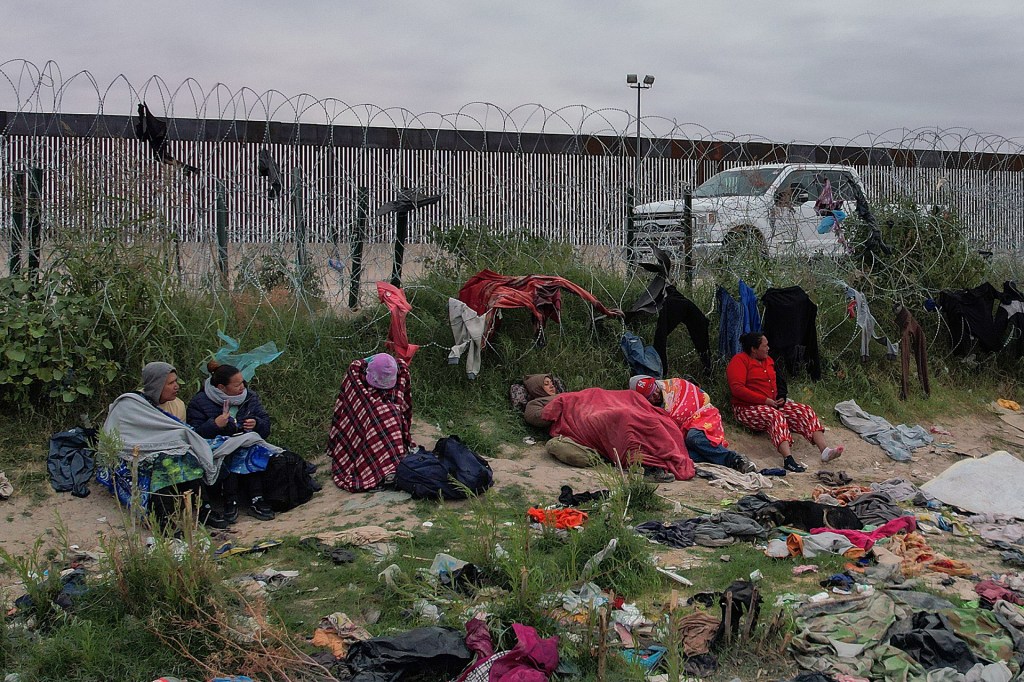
[186,360,276,522]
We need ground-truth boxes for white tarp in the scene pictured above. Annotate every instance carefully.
[921,451,1024,518]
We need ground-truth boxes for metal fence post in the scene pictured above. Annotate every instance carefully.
[10,171,25,276]
[625,185,636,266]
[683,188,694,288]
[390,210,408,287]
[215,180,229,287]
[349,186,368,308]
[292,166,308,291]
[26,168,42,278]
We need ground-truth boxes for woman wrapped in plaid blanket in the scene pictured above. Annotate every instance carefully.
[326,353,415,492]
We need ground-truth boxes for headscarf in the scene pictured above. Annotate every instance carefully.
[629,375,658,399]
[204,376,248,407]
[523,374,555,399]
[141,362,175,405]
[365,353,399,389]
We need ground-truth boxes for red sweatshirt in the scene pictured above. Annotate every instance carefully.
[727,352,777,407]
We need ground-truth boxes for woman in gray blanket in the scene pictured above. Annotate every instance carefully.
[100,362,229,529]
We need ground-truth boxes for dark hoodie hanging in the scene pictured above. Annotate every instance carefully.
[134,103,199,174]
[257,148,283,199]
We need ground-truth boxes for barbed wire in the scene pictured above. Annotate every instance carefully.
[2,60,1024,378]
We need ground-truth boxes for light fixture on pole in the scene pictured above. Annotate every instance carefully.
[626,74,655,199]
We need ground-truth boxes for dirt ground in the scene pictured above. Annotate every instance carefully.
[2,406,1021,573]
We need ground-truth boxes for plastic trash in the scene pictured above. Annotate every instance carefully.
[212,331,283,381]
[581,538,617,579]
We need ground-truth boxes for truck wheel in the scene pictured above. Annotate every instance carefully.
[722,228,767,263]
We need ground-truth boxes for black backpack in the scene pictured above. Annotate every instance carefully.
[395,436,493,500]
[262,450,317,512]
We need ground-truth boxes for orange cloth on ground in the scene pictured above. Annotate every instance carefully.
[888,532,973,577]
[811,485,872,505]
[527,507,588,529]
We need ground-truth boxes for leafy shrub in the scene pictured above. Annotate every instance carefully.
[0,274,118,405]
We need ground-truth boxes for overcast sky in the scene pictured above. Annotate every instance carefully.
[3,1,1024,146]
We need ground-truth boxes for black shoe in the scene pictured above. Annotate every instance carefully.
[783,456,807,473]
[223,501,239,525]
[249,496,276,521]
[642,467,675,483]
[199,504,231,529]
[731,454,758,474]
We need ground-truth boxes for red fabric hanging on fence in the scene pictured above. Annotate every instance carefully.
[377,282,419,363]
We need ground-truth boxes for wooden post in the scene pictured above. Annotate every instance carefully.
[723,591,734,644]
[596,607,608,682]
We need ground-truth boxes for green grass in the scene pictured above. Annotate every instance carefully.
[3,220,1024,680]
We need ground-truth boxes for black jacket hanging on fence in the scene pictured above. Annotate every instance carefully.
[257,148,283,199]
[624,247,710,374]
[761,286,821,380]
[996,281,1024,357]
[626,246,674,321]
[938,282,1002,355]
[895,305,929,400]
[134,103,199,174]
[653,285,712,374]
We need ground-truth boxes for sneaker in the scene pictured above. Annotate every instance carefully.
[731,454,758,475]
[821,446,845,463]
[783,456,807,473]
[249,496,276,521]
[222,501,239,525]
[642,467,675,483]
[199,504,231,530]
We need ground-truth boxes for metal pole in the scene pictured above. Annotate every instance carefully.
[26,168,42,278]
[10,171,26,276]
[636,85,642,199]
[291,166,308,290]
[391,210,408,287]
[625,185,636,266]
[683,188,694,288]
[349,186,368,308]
[215,180,229,287]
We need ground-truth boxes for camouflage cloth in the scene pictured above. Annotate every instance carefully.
[790,592,1019,681]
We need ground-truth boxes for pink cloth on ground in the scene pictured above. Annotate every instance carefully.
[809,515,917,551]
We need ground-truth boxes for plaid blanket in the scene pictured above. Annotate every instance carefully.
[327,358,414,492]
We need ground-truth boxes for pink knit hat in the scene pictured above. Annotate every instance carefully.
[365,353,398,389]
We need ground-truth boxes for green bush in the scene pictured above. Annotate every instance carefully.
[0,274,118,405]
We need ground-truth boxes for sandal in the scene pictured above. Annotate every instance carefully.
[783,456,807,473]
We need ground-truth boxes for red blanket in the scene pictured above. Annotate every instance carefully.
[376,282,419,363]
[541,388,694,481]
[458,269,623,343]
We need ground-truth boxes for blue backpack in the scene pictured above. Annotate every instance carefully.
[395,436,493,500]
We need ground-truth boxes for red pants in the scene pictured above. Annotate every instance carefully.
[733,401,824,449]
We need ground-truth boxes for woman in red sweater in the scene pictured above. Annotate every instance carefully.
[726,332,843,472]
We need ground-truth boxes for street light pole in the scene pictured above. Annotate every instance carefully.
[625,74,655,266]
[626,74,655,198]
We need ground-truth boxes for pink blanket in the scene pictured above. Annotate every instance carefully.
[810,515,917,550]
[541,388,694,481]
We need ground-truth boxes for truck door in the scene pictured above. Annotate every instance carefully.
[771,170,822,254]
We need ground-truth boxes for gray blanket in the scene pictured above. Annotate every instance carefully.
[834,399,933,462]
[103,392,280,485]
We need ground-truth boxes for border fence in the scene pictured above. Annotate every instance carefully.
[3,63,1024,300]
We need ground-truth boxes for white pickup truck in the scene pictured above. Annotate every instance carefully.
[632,163,868,261]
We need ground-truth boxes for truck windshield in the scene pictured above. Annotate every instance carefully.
[693,168,783,197]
